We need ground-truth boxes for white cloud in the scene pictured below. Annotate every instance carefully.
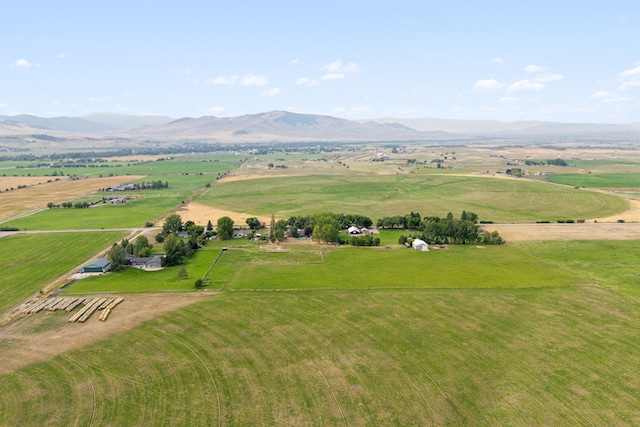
[11,58,38,68]
[57,53,68,59]
[260,88,281,96]
[508,79,545,92]
[90,95,112,102]
[290,59,299,65]
[240,74,268,86]
[491,57,504,63]
[320,73,345,80]
[524,64,547,73]
[473,79,505,90]
[0,103,7,108]
[207,75,238,85]
[323,60,360,73]
[205,106,226,114]
[114,104,128,112]
[591,91,631,103]
[500,97,519,103]
[619,80,640,90]
[533,73,563,83]
[296,77,319,87]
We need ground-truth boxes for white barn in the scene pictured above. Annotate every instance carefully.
[412,238,429,251]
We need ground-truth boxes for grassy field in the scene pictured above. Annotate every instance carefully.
[548,173,640,189]
[66,246,223,293]
[0,231,127,313]
[199,174,627,222]
[2,286,640,425]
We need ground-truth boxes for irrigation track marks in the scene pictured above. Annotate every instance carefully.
[63,355,96,427]
[271,328,348,426]
[176,339,222,427]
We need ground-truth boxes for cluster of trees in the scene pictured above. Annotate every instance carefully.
[285,213,373,239]
[154,214,208,266]
[348,235,380,246]
[394,211,502,245]
[546,158,568,166]
[106,235,156,271]
[377,212,423,229]
[47,201,92,209]
[137,180,169,189]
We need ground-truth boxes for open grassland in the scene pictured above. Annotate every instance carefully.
[0,175,145,221]
[0,231,127,314]
[199,174,627,222]
[548,173,640,189]
[2,287,640,425]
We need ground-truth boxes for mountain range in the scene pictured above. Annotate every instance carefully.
[1,111,638,144]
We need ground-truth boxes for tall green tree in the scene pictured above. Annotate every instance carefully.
[162,214,182,235]
[312,213,340,244]
[163,233,186,266]
[107,243,128,271]
[217,216,234,240]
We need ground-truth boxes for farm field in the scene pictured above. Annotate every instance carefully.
[0,175,145,221]
[2,286,640,425]
[2,147,640,425]
[0,231,127,314]
[199,174,628,222]
[548,173,640,189]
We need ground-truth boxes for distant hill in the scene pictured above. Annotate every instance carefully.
[83,113,173,129]
[0,114,121,132]
[123,111,457,142]
[365,117,640,139]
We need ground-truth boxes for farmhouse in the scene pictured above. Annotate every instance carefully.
[347,226,370,235]
[79,258,111,273]
[126,254,163,270]
[412,239,429,252]
[107,183,136,191]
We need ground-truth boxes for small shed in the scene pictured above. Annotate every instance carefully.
[348,226,361,235]
[79,258,111,273]
[412,239,429,252]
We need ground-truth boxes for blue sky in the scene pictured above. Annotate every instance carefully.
[2,1,639,122]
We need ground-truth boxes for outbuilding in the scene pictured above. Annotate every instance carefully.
[79,258,111,273]
[412,239,430,252]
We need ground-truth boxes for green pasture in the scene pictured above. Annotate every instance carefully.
[199,174,627,222]
[0,231,127,313]
[514,240,640,301]
[215,243,586,291]
[3,286,640,425]
[548,173,640,189]
[66,246,222,293]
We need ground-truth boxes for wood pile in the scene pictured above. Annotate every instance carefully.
[16,296,124,323]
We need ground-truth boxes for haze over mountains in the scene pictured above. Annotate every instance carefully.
[1,111,638,144]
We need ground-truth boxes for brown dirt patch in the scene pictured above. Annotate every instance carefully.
[483,223,640,241]
[0,292,214,375]
[0,175,145,221]
[592,198,640,223]
[160,201,271,227]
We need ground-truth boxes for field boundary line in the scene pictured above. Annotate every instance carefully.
[63,355,97,427]
[177,340,222,427]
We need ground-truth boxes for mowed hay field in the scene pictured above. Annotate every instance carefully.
[198,174,628,222]
[0,175,145,220]
[2,287,640,425]
[0,231,128,314]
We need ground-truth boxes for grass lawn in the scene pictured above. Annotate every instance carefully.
[199,174,627,222]
[66,245,223,293]
[0,231,127,313]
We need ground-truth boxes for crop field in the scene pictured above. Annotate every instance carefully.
[2,285,640,425]
[0,231,127,313]
[0,175,145,221]
[199,174,627,222]
[548,173,640,189]
[2,146,640,425]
